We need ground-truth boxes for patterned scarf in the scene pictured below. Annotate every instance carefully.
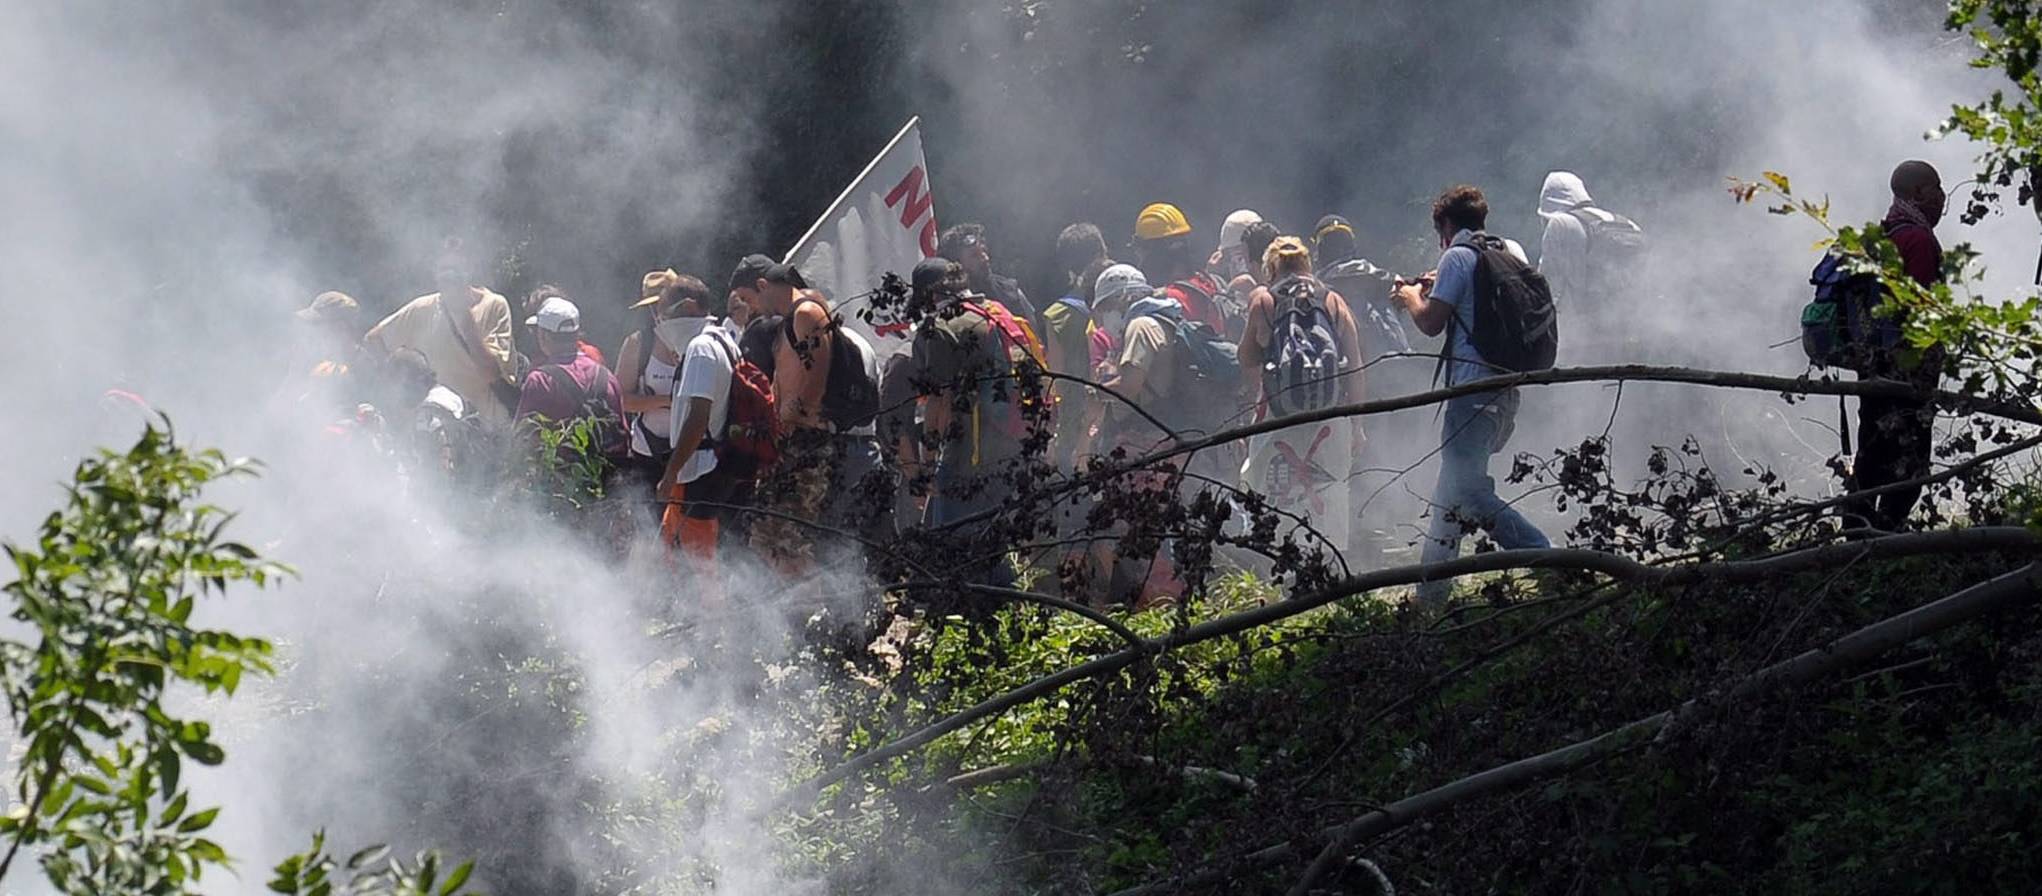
[1887,196,1934,233]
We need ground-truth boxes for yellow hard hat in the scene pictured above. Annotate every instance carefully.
[1134,202,1192,241]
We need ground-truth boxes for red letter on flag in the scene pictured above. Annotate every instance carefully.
[886,166,934,230]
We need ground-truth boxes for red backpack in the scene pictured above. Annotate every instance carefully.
[709,333,779,480]
[960,301,1054,452]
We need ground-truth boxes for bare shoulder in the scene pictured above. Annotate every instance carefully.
[792,292,832,331]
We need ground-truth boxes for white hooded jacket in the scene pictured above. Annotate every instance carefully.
[1537,171,1595,305]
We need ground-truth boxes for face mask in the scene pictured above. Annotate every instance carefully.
[1098,309,1126,336]
[1221,246,1249,278]
[655,316,710,352]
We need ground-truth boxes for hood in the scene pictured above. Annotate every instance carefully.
[1539,171,1593,218]
[1217,209,1264,252]
[1128,294,1179,319]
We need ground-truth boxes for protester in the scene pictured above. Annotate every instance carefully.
[615,270,688,493]
[523,283,603,368]
[1536,171,1646,319]
[940,223,1041,334]
[1231,220,1280,299]
[1313,214,1413,360]
[516,295,626,464]
[1073,262,1150,457]
[1390,185,1552,605]
[731,254,885,578]
[1043,223,1112,469]
[1122,216,1249,449]
[1213,209,1265,297]
[282,290,363,415]
[1237,236,1365,555]
[906,257,1050,587]
[1842,160,1947,532]
[654,279,748,594]
[1313,212,1424,563]
[1068,261,1183,607]
[1133,202,1240,338]
[877,350,925,533]
[365,244,519,425]
[382,347,480,487]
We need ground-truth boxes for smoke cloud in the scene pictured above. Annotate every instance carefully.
[0,0,2033,893]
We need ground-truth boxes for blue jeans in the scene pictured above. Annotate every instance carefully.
[925,462,1018,591]
[1418,394,1549,604]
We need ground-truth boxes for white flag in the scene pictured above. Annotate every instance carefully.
[784,117,937,355]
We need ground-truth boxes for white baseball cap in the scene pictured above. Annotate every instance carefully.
[524,296,582,334]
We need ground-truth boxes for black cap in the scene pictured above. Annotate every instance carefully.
[911,257,959,293]
[729,254,807,293]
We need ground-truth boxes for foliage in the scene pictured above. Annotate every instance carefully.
[528,413,616,512]
[269,831,478,896]
[0,420,483,895]
[0,420,282,894]
[1941,0,2042,225]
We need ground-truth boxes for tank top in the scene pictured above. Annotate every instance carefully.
[629,347,678,457]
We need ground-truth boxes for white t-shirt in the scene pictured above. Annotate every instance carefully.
[669,322,735,484]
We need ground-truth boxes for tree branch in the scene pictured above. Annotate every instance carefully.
[780,527,2042,808]
[921,363,2042,541]
[1100,562,2041,895]
[1277,561,2042,895]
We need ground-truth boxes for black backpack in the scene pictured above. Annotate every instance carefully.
[785,296,881,432]
[1455,234,1559,377]
[1262,274,1344,418]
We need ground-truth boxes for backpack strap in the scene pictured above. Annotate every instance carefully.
[781,295,839,356]
[1838,393,1853,459]
[541,364,585,404]
[699,330,742,450]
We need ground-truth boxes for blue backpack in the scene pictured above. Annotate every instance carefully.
[1133,301,1240,435]
[1803,243,1907,372]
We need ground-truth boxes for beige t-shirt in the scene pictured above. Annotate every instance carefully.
[1107,315,1177,448]
[368,290,516,425]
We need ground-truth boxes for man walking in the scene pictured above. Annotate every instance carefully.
[1390,185,1552,605]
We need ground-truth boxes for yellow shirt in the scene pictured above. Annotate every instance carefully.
[368,289,515,425]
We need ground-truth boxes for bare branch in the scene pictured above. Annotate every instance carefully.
[779,527,2042,807]
[1279,561,2042,895]
[1100,562,2041,896]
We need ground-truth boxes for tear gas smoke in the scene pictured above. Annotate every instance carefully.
[0,1,2031,893]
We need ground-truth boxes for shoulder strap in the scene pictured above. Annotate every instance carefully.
[782,294,830,338]
[636,318,660,393]
[708,328,741,369]
[540,364,590,408]
[438,292,501,374]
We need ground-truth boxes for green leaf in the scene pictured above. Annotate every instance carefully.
[439,860,475,895]
[347,844,390,871]
[162,791,188,823]
[176,806,218,833]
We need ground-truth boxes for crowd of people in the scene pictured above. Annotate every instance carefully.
[276,160,1952,611]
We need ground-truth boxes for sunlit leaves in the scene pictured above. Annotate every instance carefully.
[268,831,479,896]
[0,419,287,894]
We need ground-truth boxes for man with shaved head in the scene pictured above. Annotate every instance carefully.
[1845,159,1946,532]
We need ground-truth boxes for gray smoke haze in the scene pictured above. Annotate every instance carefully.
[1,0,2035,893]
